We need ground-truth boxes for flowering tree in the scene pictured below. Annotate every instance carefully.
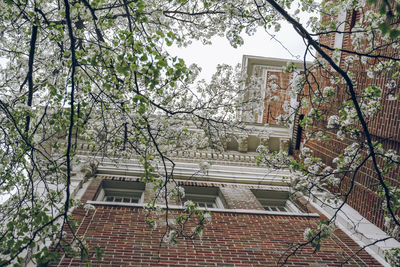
[254,0,400,265]
[0,0,267,264]
[0,0,399,266]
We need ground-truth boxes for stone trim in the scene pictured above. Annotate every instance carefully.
[86,200,320,217]
[306,195,399,267]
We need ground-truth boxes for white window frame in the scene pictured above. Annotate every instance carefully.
[252,189,301,213]
[257,198,300,213]
[182,186,225,209]
[96,180,145,204]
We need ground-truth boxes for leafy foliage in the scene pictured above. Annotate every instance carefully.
[0,0,399,266]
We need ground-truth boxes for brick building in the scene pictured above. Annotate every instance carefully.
[49,8,400,266]
[54,141,385,266]
[241,55,312,126]
[50,97,397,267]
[288,4,400,249]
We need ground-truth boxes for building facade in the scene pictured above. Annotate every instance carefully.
[290,7,400,232]
[53,145,384,266]
[49,86,396,266]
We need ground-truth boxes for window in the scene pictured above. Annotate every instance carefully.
[182,186,226,209]
[251,189,300,213]
[96,180,145,204]
[295,114,304,150]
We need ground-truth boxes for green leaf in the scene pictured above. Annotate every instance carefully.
[378,3,386,14]
[378,23,390,34]
[389,28,400,40]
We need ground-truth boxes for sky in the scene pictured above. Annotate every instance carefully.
[167,20,309,82]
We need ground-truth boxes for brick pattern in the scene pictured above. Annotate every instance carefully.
[219,187,264,210]
[80,177,103,203]
[81,176,143,203]
[263,71,293,125]
[53,206,380,266]
[302,131,399,229]
[82,176,290,211]
[289,6,400,230]
[52,177,381,266]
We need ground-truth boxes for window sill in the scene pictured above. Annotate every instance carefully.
[86,200,320,217]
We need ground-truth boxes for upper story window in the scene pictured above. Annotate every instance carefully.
[182,186,226,209]
[251,189,301,213]
[294,114,304,151]
[96,180,145,204]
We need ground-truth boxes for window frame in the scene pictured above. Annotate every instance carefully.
[96,180,145,204]
[182,186,226,209]
[251,189,301,213]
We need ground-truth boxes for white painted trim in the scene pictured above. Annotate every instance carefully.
[253,64,285,72]
[215,196,224,209]
[96,188,105,201]
[86,200,320,217]
[259,68,268,124]
[306,196,399,267]
[242,55,313,70]
[286,200,301,213]
[76,156,292,185]
[333,10,347,65]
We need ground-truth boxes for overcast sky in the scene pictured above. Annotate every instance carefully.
[167,20,309,82]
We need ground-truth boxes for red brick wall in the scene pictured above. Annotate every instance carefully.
[290,6,400,230]
[263,71,293,125]
[303,136,399,228]
[54,206,380,266]
[80,176,289,210]
[51,177,381,266]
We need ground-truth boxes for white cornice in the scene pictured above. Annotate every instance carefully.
[307,196,399,267]
[86,200,319,217]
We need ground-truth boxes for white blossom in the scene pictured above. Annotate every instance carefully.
[367,69,375,79]
[183,200,194,208]
[332,157,340,164]
[163,230,178,246]
[385,80,396,89]
[256,145,267,153]
[303,228,312,241]
[344,56,354,66]
[203,212,212,223]
[323,86,335,97]
[282,101,290,113]
[289,73,304,98]
[327,175,340,186]
[308,164,320,173]
[384,248,400,267]
[361,56,368,65]
[175,186,185,198]
[332,50,341,64]
[84,204,96,211]
[270,83,279,92]
[168,218,177,227]
[269,74,278,80]
[320,223,335,236]
[270,95,280,102]
[199,161,211,175]
[304,158,312,165]
[327,115,339,129]
[322,166,333,174]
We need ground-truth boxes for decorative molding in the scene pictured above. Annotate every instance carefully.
[86,200,320,217]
